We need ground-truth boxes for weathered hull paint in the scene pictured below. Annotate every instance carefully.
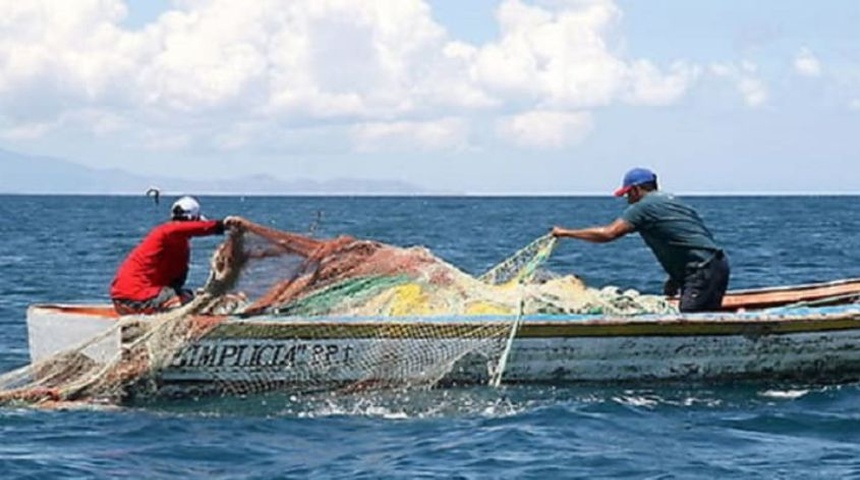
[26,304,860,395]
[156,325,860,388]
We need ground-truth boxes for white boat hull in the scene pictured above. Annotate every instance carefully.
[27,305,120,364]
[158,329,860,387]
[26,304,860,397]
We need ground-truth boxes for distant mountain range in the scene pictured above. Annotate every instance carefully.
[0,149,426,195]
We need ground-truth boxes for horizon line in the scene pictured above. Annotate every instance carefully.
[1,191,859,197]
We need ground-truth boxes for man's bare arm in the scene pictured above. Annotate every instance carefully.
[551,218,634,243]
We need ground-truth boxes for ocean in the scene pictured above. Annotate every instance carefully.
[1,194,860,479]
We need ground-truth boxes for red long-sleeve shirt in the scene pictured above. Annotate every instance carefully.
[110,220,224,301]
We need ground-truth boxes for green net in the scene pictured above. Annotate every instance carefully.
[478,234,557,286]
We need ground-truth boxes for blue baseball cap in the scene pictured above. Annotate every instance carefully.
[614,167,657,197]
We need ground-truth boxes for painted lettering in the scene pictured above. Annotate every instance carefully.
[219,345,240,367]
[233,345,249,367]
[281,345,298,365]
[272,344,285,365]
[198,344,219,367]
[171,344,198,367]
[325,345,339,363]
[312,344,326,361]
[250,344,274,366]
[170,341,359,369]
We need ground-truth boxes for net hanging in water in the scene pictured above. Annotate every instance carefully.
[0,221,676,406]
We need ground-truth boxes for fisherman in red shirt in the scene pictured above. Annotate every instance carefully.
[110,196,245,315]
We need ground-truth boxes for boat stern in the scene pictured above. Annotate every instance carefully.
[26,305,120,364]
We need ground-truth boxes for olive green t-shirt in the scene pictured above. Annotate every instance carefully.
[620,191,721,283]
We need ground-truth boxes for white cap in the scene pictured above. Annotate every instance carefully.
[171,196,205,220]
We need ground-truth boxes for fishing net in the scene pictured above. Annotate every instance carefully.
[0,221,676,406]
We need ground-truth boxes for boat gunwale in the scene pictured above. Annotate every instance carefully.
[27,276,860,320]
[717,276,860,295]
[28,304,860,325]
[200,308,860,340]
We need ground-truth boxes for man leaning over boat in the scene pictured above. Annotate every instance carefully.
[109,195,247,316]
[551,168,730,312]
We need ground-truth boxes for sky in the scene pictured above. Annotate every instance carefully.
[1,0,859,194]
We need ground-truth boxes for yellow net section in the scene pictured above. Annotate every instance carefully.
[0,221,676,406]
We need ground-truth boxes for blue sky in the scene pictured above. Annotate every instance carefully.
[2,0,859,194]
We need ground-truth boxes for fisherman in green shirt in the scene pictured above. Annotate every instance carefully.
[551,168,730,312]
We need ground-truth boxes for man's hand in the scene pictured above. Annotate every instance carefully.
[551,226,567,238]
[224,216,247,230]
[663,277,680,297]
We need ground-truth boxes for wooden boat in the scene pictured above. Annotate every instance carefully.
[24,277,860,396]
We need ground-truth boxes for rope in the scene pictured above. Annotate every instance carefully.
[484,233,558,387]
[490,284,525,388]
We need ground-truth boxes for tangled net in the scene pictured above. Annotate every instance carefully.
[0,221,676,407]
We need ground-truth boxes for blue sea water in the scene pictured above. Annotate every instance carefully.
[2,194,860,479]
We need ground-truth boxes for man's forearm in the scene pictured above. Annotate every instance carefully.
[555,227,616,243]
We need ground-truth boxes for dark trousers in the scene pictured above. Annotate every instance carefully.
[679,251,730,312]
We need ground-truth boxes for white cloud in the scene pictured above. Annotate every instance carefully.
[73,109,130,136]
[625,60,702,106]
[0,0,700,156]
[478,0,698,109]
[709,62,768,107]
[351,118,469,152]
[496,111,593,149]
[0,0,142,119]
[0,109,126,140]
[793,48,822,77]
[737,78,768,107]
[0,122,56,141]
[141,130,191,151]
